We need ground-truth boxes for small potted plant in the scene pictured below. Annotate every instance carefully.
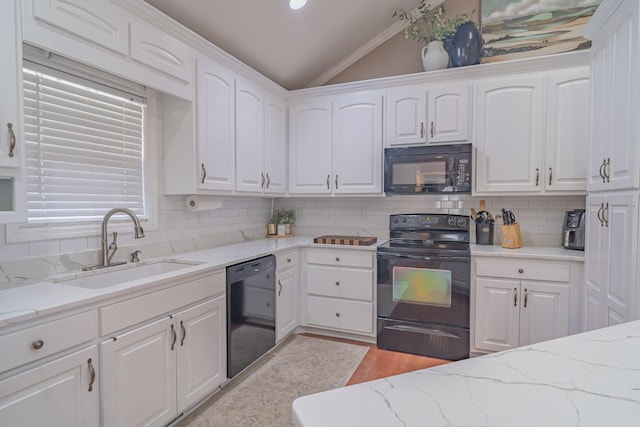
[394,1,478,71]
[274,208,296,236]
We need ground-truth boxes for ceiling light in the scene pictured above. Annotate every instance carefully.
[289,0,307,10]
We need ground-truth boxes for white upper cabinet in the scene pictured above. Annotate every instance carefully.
[22,0,193,99]
[0,1,26,223]
[385,85,470,147]
[544,67,590,192]
[290,91,383,195]
[475,75,545,193]
[235,79,265,193]
[332,92,383,194]
[235,80,287,195]
[196,56,236,192]
[289,100,333,194]
[427,85,470,144]
[128,15,193,84]
[263,96,287,194]
[585,0,640,192]
[385,87,427,147]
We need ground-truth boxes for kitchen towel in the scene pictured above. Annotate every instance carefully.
[185,195,223,212]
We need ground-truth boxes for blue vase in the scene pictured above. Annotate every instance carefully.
[445,21,483,67]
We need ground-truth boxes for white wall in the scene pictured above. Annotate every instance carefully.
[276,194,585,247]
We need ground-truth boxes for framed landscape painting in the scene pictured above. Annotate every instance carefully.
[480,0,601,63]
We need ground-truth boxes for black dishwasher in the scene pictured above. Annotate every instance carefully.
[226,254,276,378]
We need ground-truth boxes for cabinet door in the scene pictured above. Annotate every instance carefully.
[235,79,264,193]
[474,278,519,352]
[0,345,99,427]
[385,86,427,147]
[583,194,608,331]
[176,296,226,411]
[101,317,177,427]
[276,267,297,343]
[0,2,21,169]
[519,281,570,346]
[196,57,235,191]
[475,76,544,193]
[427,86,470,143]
[588,2,640,191]
[23,0,129,57]
[545,68,589,192]
[289,101,332,193]
[584,192,638,330]
[332,92,383,194]
[264,96,287,194]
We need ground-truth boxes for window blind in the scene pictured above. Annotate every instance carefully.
[23,67,147,225]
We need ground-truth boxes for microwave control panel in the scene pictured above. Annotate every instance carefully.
[455,159,471,187]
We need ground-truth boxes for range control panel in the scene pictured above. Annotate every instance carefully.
[389,214,468,231]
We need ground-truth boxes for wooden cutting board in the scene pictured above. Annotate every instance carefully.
[313,235,377,246]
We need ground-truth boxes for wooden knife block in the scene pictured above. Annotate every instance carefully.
[501,224,522,248]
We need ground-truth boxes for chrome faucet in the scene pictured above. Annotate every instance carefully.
[84,207,145,270]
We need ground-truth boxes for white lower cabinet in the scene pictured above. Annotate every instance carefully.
[99,271,226,427]
[473,257,579,353]
[303,248,375,337]
[0,345,99,427]
[276,250,299,343]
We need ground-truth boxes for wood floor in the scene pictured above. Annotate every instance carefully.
[301,333,449,385]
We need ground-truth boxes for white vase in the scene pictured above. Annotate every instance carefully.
[277,224,287,236]
[421,41,449,72]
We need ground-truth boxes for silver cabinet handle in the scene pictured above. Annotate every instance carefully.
[430,121,435,138]
[335,257,340,262]
[335,313,340,317]
[420,121,425,139]
[335,175,339,190]
[88,358,96,392]
[599,158,606,183]
[326,174,330,190]
[597,203,604,227]
[266,173,270,188]
[32,339,44,350]
[524,289,528,308]
[548,167,553,186]
[180,320,186,347]
[518,268,524,274]
[7,123,15,158]
[535,168,540,186]
[170,324,177,351]
[261,172,265,188]
[514,288,517,307]
[603,202,609,228]
[604,158,610,183]
[335,281,340,286]
[278,279,283,297]
[201,163,207,184]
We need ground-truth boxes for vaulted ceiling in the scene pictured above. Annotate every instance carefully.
[144,0,424,90]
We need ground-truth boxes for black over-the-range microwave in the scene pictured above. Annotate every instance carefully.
[383,143,472,194]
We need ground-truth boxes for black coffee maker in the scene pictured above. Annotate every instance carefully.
[561,209,585,250]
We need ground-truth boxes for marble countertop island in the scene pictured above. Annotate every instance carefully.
[293,320,640,427]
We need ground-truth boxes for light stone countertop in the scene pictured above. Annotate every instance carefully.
[0,238,581,329]
[292,319,640,427]
[0,237,376,328]
[471,244,585,262]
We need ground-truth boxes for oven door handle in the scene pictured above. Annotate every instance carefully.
[378,252,470,263]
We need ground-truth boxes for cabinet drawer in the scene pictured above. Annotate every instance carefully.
[306,296,373,335]
[276,250,299,270]
[476,258,571,282]
[307,248,373,268]
[100,270,224,336]
[0,310,97,373]
[307,265,373,300]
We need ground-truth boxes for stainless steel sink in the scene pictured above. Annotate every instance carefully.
[50,260,203,289]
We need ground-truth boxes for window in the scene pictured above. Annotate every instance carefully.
[7,47,157,242]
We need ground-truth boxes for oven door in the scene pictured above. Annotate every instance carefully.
[376,251,470,328]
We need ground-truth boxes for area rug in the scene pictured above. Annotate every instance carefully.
[180,334,369,427]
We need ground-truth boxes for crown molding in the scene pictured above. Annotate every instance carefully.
[304,0,446,88]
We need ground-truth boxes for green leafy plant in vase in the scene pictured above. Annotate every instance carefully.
[393,1,476,71]
[274,208,296,236]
